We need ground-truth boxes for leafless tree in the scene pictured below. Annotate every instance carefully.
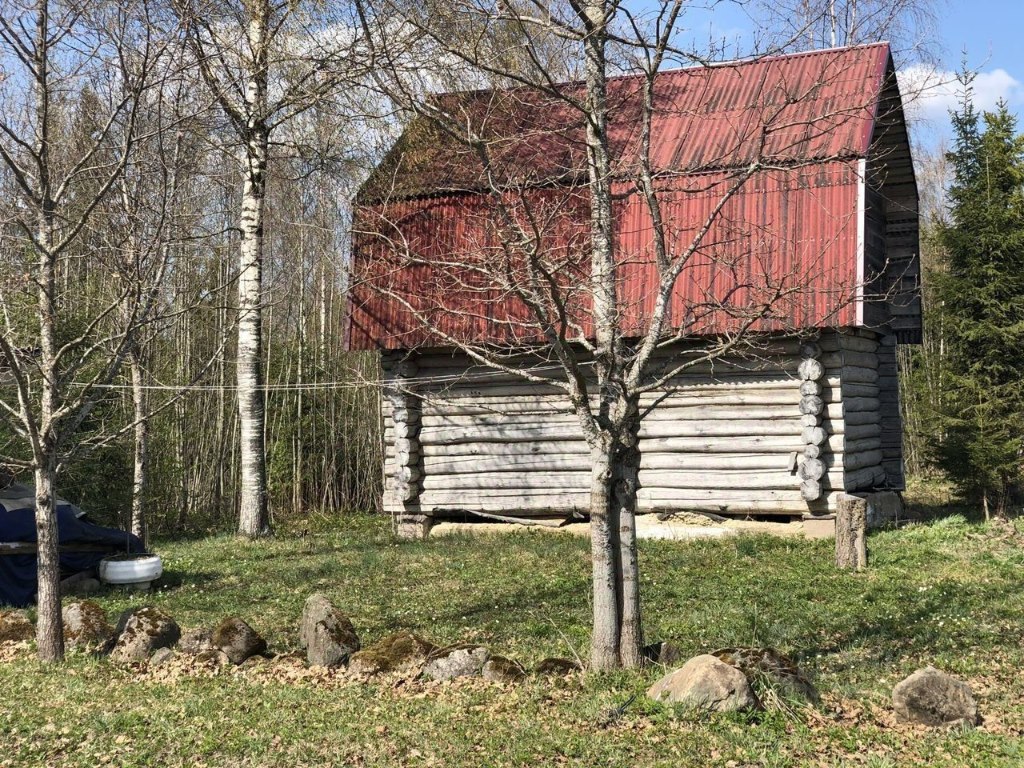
[0,0,181,660]
[171,0,371,537]
[354,0,901,669]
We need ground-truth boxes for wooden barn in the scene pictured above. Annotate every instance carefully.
[347,43,920,537]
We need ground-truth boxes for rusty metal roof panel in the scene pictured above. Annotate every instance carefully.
[359,44,890,203]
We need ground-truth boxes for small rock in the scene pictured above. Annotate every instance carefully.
[348,631,435,677]
[62,600,113,650]
[109,606,181,664]
[535,657,582,676]
[647,654,760,712]
[422,645,489,681]
[212,617,267,664]
[195,649,230,667]
[482,655,527,683]
[178,628,214,654]
[299,594,360,667]
[150,647,175,668]
[893,666,979,728]
[0,610,34,643]
[61,572,102,598]
[712,647,819,706]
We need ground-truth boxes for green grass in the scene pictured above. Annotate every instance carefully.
[2,509,1023,767]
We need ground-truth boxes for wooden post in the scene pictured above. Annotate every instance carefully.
[835,495,867,570]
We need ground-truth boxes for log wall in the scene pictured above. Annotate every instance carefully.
[380,330,902,520]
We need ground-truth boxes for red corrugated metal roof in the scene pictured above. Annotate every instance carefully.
[349,44,894,350]
[360,44,888,202]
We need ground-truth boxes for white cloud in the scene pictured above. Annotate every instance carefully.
[898,64,1024,125]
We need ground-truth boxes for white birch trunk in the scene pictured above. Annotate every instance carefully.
[130,347,148,543]
[236,6,271,537]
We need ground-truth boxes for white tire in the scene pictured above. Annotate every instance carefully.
[98,554,163,585]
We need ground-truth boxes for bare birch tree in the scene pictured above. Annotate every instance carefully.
[172,0,369,537]
[0,0,180,660]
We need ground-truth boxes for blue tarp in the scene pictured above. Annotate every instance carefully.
[0,484,144,607]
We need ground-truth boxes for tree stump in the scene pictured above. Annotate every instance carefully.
[835,495,867,570]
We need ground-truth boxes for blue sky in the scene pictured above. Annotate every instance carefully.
[664,0,1024,147]
[904,0,1024,144]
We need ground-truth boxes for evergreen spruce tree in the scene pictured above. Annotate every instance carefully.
[934,77,1024,517]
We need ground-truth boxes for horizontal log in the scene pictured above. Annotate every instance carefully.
[394,449,421,465]
[798,358,825,381]
[803,426,827,445]
[641,498,835,514]
[800,380,822,396]
[801,479,822,501]
[424,451,804,475]
[843,437,882,455]
[845,423,882,441]
[419,432,846,457]
[637,488,816,503]
[391,408,421,424]
[842,396,881,413]
[840,382,880,398]
[799,395,824,416]
[844,449,884,471]
[800,341,822,358]
[420,469,846,492]
[798,458,825,481]
[419,406,824,430]
[841,367,879,385]
[393,422,419,441]
[835,334,879,353]
[844,411,881,427]
[844,465,887,491]
[393,466,421,483]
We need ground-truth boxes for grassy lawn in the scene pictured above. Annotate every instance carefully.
[2,507,1023,767]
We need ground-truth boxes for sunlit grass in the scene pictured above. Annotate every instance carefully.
[1,505,1023,767]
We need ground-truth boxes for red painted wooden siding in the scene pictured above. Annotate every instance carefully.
[348,45,890,351]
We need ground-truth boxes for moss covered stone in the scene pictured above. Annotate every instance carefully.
[348,631,435,677]
[62,600,113,650]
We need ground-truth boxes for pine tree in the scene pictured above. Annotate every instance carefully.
[934,78,1024,517]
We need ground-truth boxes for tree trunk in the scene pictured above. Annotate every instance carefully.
[588,443,621,670]
[34,460,63,662]
[236,6,271,538]
[614,404,643,668]
[130,347,148,543]
[236,127,270,537]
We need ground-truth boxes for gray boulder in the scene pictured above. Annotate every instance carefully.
[109,606,181,663]
[299,594,360,667]
[422,646,489,682]
[62,600,113,650]
[178,627,214,654]
[212,617,267,664]
[647,654,760,712]
[893,667,979,727]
